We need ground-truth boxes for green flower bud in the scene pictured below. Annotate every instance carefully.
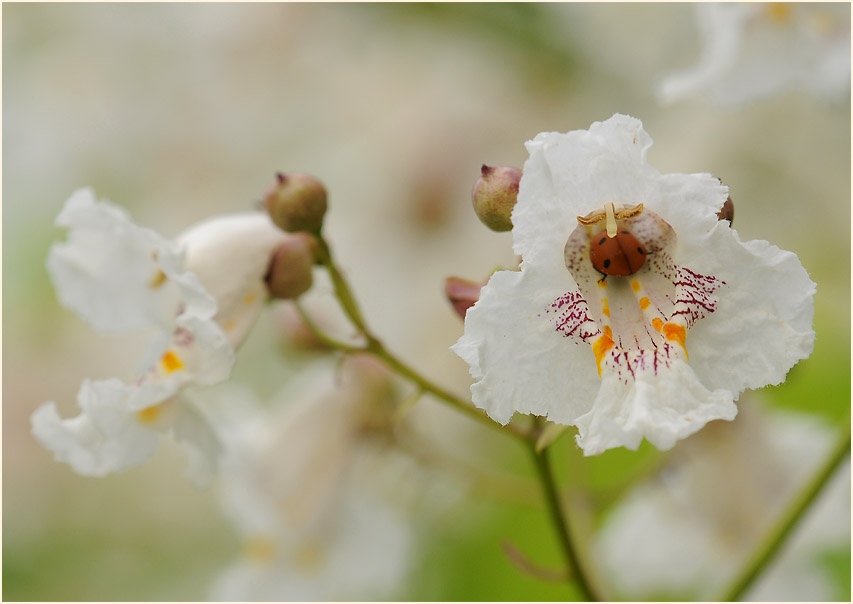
[264,172,328,234]
[471,165,522,232]
[264,233,317,299]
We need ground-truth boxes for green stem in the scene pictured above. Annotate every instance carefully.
[293,301,365,353]
[528,439,602,601]
[314,235,369,333]
[366,335,527,440]
[719,415,851,602]
[314,232,526,441]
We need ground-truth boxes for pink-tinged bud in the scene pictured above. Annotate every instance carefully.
[471,165,521,232]
[264,172,328,234]
[265,233,316,299]
[445,276,485,319]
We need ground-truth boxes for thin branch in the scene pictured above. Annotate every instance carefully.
[314,231,527,441]
[719,414,851,601]
[527,437,604,601]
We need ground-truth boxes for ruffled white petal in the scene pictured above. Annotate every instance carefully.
[32,378,224,480]
[576,358,736,455]
[513,114,656,270]
[452,266,600,426]
[685,225,816,396]
[47,188,188,333]
[31,379,160,475]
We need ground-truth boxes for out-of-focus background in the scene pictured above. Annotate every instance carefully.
[3,3,849,601]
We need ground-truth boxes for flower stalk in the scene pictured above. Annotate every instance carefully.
[527,429,604,601]
[312,232,527,441]
[719,413,851,601]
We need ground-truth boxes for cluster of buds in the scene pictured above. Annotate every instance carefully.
[262,172,329,300]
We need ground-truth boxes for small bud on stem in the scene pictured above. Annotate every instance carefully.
[265,233,317,299]
[471,165,522,232]
[445,276,485,319]
[264,172,328,234]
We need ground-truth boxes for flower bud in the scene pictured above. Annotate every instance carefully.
[265,233,317,299]
[264,172,328,234]
[471,165,521,232]
[445,276,485,319]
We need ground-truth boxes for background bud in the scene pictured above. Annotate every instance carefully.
[265,233,316,299]
[471,165,521,232]
[264,172,328,233]
[444,276,485,319]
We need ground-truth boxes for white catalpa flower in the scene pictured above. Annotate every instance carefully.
[31,188,289,482]
[209,363,412,601]
[594,401,850,601]
[658,3,851,106]
[452,114,815,455]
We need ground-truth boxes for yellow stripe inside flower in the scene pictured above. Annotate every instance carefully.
[160,350,184,373]
[602,297,610,317]
[663,322,688,358]
[137,404,162,425]
[148,269,168,289]
[593,333,615,377]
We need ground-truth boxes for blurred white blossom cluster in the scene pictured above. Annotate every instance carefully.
[658,3,850,105]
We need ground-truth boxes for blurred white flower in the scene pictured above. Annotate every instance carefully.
[31,189,288,482]
[658,3,851,106]
[594,401,851,601]
[209,360,413,601]
[452,114,815,455]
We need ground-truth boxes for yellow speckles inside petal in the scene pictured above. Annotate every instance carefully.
[603,325,613,340]
[148,270,168,289]
[160,350,184,373]
[639,296,650,310]
[593,334,614,377]
[652,317,664,332]
[243,292,257,305]
[602,298,610,318]
[243,536,277,564]
[223,319,236,332]
[631,279,641,293]
[663,322,688,358]
[137,404,162,425]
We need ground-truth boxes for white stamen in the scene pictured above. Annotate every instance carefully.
[605,202,617,238]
